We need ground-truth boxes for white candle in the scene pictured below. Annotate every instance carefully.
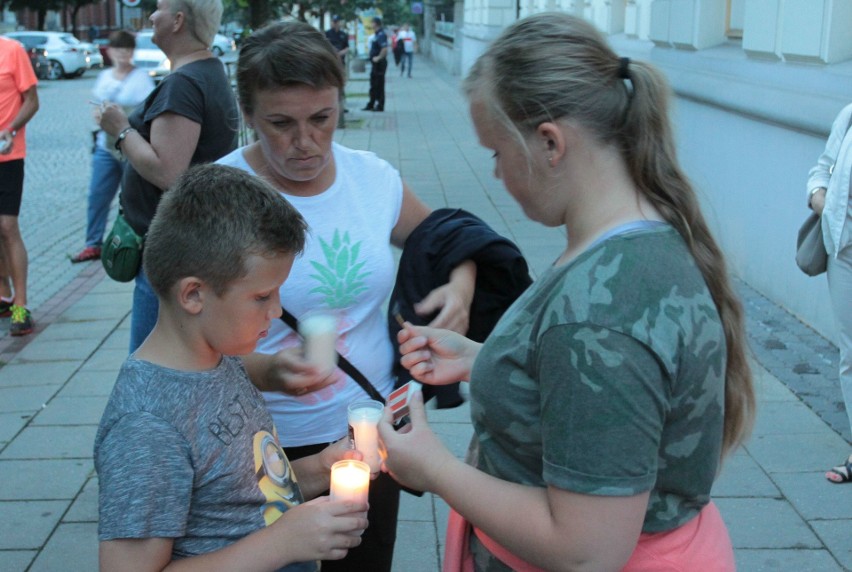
[299,312,338,373]
[347,400,384,474]
[330,459,370,505]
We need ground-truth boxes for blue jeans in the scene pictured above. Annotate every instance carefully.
[86,147,123,248]
[129,266,159,352]
[400,53,413,77]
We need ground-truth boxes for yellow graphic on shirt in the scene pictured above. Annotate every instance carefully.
[253,430,301,525]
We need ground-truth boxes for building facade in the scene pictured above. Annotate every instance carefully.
[423,0,852,341]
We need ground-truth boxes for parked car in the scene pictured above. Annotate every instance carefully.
[210,33,236,57]
[27,46,49,79]
[79,41,104,69]
[132,30,170,82]
[2,31,88,79]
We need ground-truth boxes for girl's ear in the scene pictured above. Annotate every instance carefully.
[176,277,205,315]
[537,121,567,168]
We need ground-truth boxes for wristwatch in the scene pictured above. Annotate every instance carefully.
[114,126,135,151]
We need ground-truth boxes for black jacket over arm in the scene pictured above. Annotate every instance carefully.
[388,208,532,407]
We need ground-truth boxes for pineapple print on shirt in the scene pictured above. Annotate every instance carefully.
[309,229,372,308]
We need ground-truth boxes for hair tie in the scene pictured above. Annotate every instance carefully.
[618,57,631,80]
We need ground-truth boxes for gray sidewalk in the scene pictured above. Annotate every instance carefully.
[0,56,849,571]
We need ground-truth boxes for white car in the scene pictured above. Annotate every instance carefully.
[210,33,236,57]
[79,41,104,69]
[132,31,170,82]
[3,31,88,79]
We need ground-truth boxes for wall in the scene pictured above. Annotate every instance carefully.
[429,0,852,341]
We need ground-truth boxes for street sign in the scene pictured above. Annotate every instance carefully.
[123,0,141,7]
[411,2,423,15]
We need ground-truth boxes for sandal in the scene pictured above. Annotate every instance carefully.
[825,454,852,484]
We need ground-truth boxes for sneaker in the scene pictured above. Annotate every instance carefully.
[70,246,101,263]
[0,297,12,318]
[10,305,33,336]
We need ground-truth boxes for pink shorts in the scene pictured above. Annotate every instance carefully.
[444,501,735,572]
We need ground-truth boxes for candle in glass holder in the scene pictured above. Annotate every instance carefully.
[347,400,384,473]
[330,459,370,505]
[299,312,338,374]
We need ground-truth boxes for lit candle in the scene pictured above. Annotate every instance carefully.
[347,400,384,474]
[330,459,370,505]
[299,312,338,374]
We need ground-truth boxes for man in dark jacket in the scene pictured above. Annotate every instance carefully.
[363,17,388,112]
[325,15,349,124]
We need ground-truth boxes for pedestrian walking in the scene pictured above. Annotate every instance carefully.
[325,15,349,125]
[363,16,388,112]
[381,12,756,571]
[806,102,852,484]
[70,30,154,264]
[0,35,40,336]
[397,23,416,78]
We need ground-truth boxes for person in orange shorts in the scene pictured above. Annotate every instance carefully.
[0,34,39,336]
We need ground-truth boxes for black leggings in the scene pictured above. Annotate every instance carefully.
[284,442,401,572]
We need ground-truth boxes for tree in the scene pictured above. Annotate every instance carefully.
[9,0,62,30]
[63,0,101,34]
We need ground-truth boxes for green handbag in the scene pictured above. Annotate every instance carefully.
[101,209,145,282]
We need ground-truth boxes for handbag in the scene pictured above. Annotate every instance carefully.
[101,209,145,282]
[795,212,827,277]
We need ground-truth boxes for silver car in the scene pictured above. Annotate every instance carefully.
[132,31,170,82]
[3,31,89,79]
[78,41,104,69]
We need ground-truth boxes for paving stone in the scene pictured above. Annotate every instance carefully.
[0,459,91,500]
[56,369,117,398]
[57,301,131,322]
[63,477,98,523]
[13,337,102,362]
[28,522,98,572]
[771,472,852,521]
[734,548,844,571]
[399,487,434,522]
[716,497,820,549]
[752,400,836,436]
[77,348,126,372]
[0,550,36,572]
[0,411,32,443]
[744,432,850,474]
[0,361,78,388]
[0,501,69,549]
[712,450,780,498]
[101,328,130,350]
[432,422,474,460]
[0,385,61,414]
[36,319,119,342]
[0,425,98,460]
[31,395,109,426]
[393,520,439,572]
[810,519,852,571]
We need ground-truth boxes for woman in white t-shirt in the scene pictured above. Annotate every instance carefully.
[70,30,154,263]
[217,20,475,572]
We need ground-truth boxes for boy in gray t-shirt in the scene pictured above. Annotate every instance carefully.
[94,165,367,571]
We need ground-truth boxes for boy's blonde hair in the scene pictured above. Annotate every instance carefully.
[143,164,307,297]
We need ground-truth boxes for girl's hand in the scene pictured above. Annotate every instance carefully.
[397,325,480,385]
[378,391,456,492]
